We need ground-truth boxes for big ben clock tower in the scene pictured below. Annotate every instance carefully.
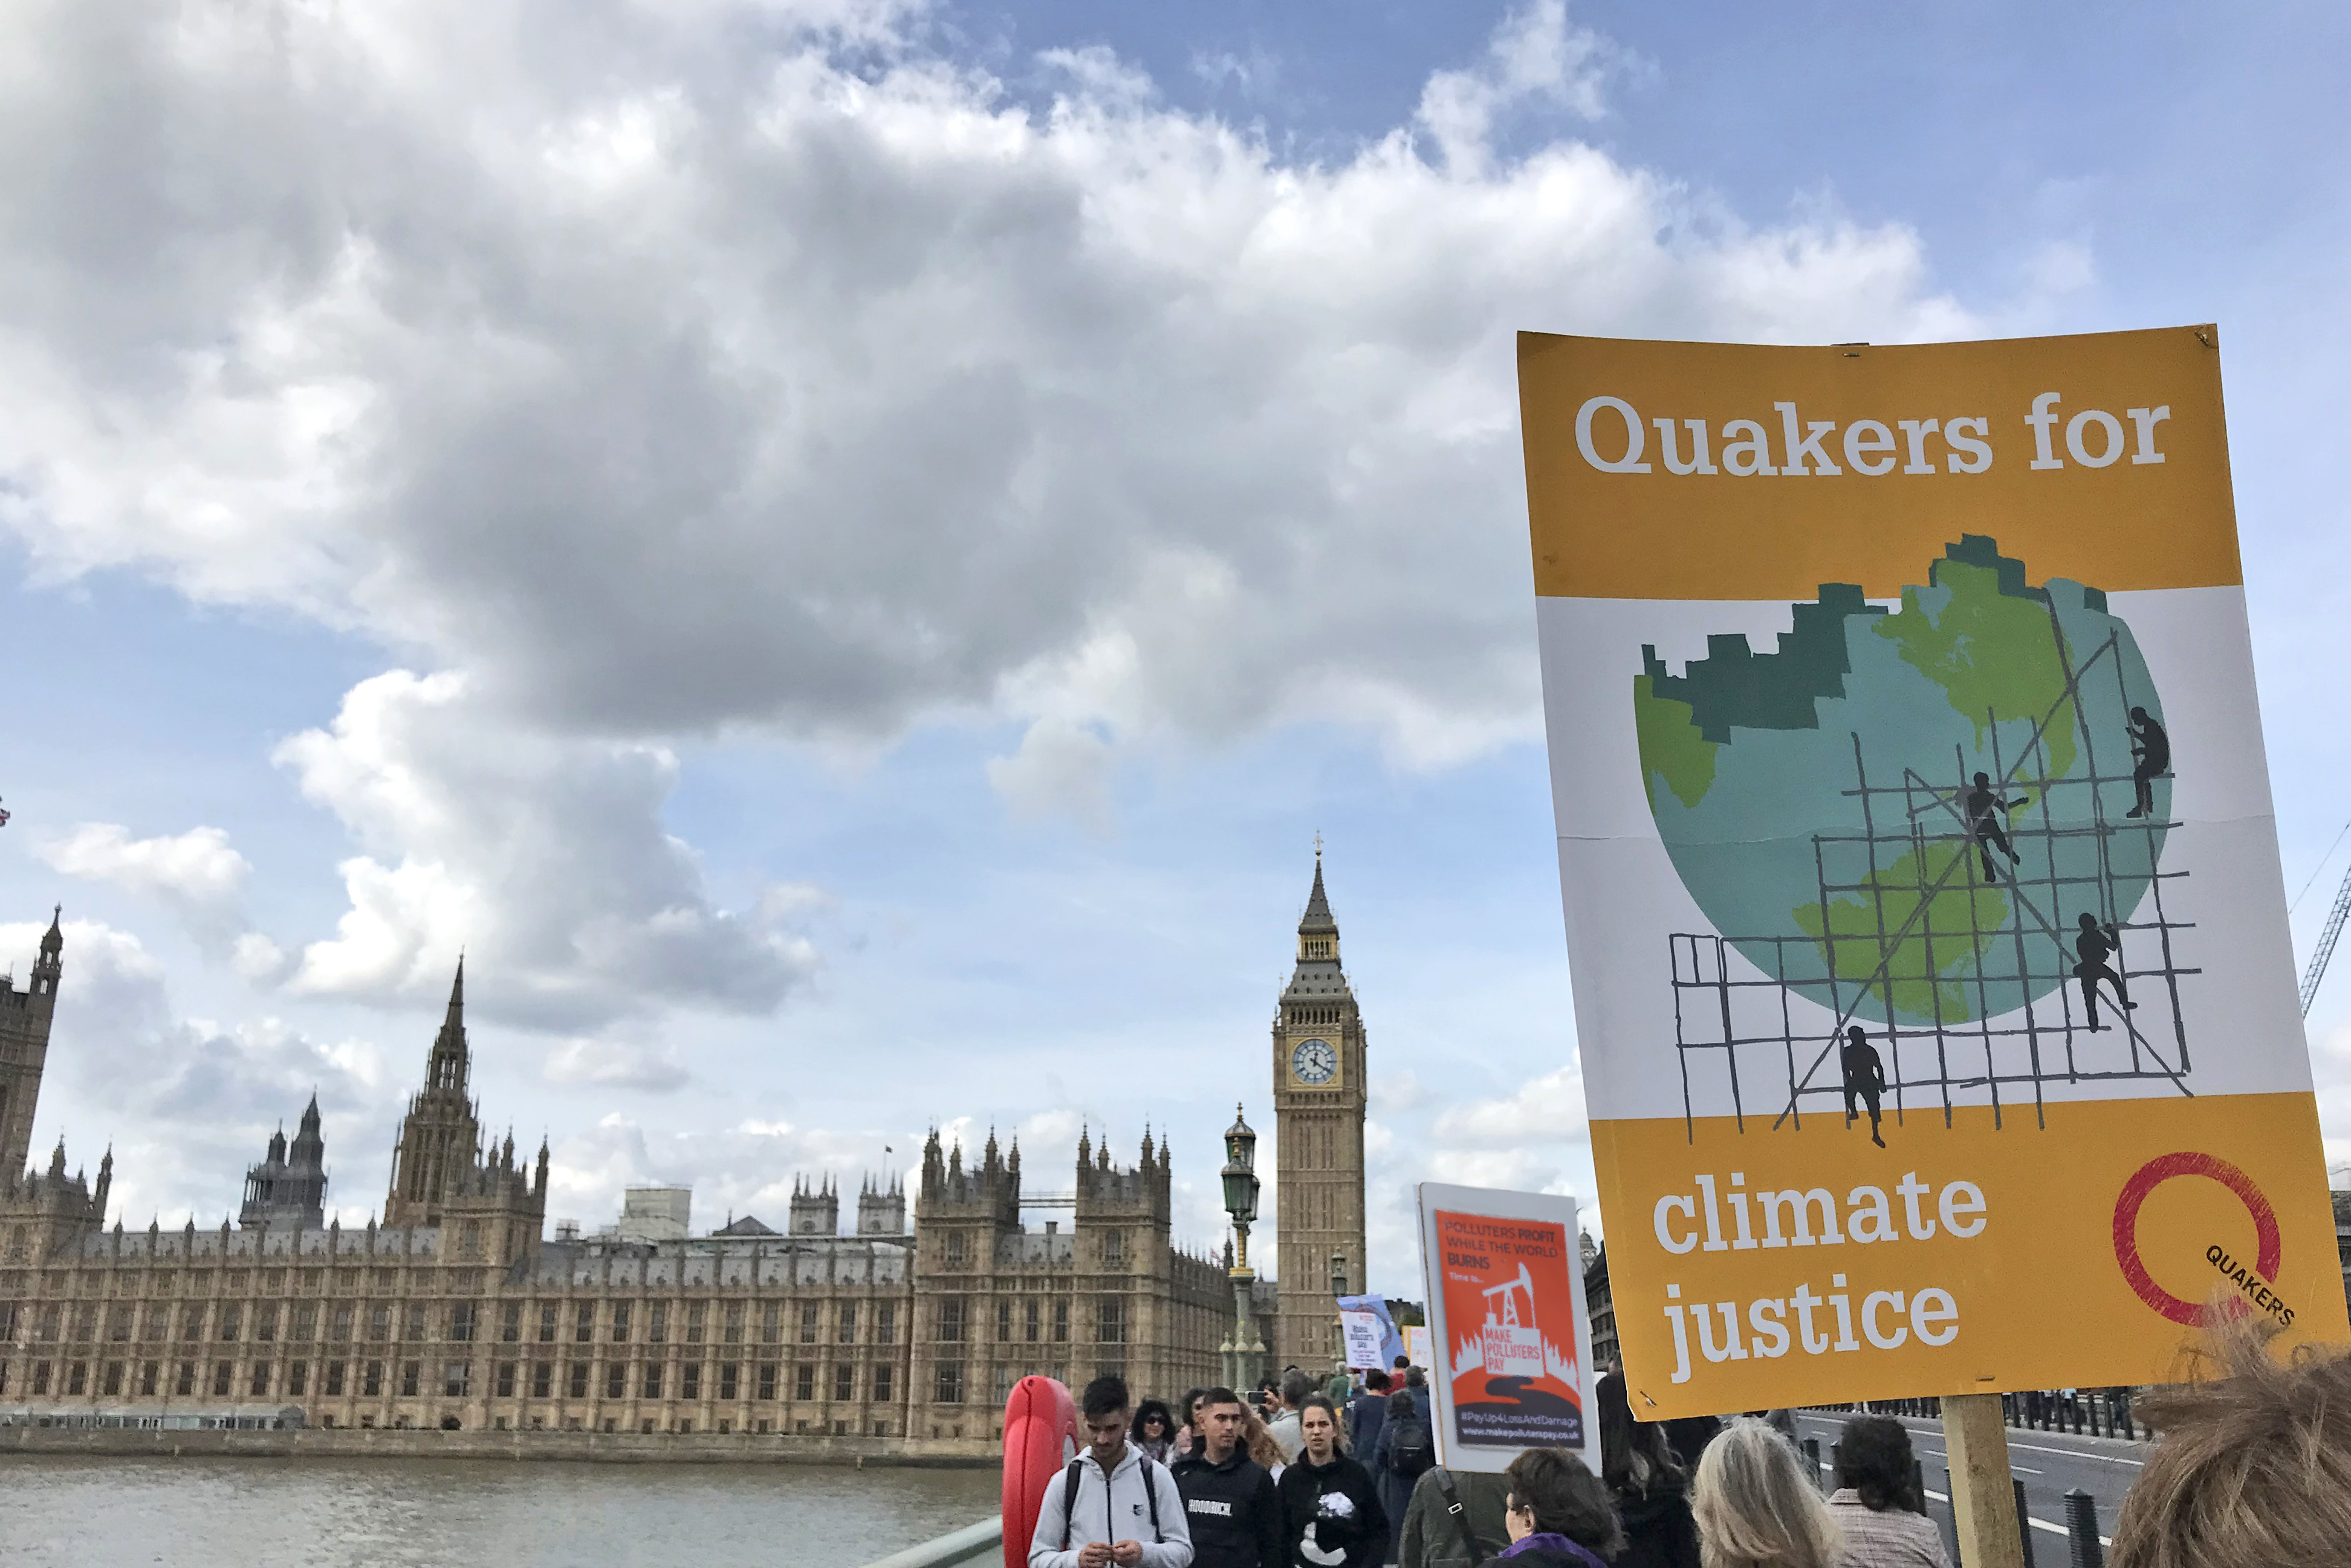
[1272,850,1369,1371]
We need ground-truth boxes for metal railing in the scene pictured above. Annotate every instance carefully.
[856,1515,1002,1568]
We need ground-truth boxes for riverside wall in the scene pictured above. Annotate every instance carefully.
[0,1425,996,1466]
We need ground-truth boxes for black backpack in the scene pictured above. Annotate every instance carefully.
[1386,1410,1433,1477]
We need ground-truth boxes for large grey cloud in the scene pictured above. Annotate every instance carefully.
[0,0,1983,782]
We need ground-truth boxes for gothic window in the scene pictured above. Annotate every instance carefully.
[35,1304,58,1342]
[327,1360,348,1396]
[1097,1299,1126,1345]
[499,1302,521,1343]
[574,1303,595,1343]
[876,1303,897,1344]
[256,1304,279,1343]
[605,1364,626,1399]
[102,1361,123,1395]
[649,1303,669,1344]
[528,1361,550,1399]
[66,1361,87,1395]
[292,1304,317,1341]
[756,1364,777,1401]
[719,1363,739,1400]
[837,1303,856,1344]
[642,1364,663,1399]
[567,1362,589,1399]
[31,1361,50,1395]
[138,1361,158,1396]
[175,1362,195,1396]
[329,1304,352,1343]
[996,1300,1011,1342]
[1023,1300,1040,1343]
[219,1305,242,1343]
[681,1364,701,1400]
[760,1303,782,1344]
[799,1303,820,1344]
[794,1364,814,1401]
[288,1361,309,1396]
[686,1303,707,1344]
[611,1303,632,1343]
[493,1362,513,1398]
[724,1303,744,1344]
[933,1362,964,1405]
[403,1306,427,1343]
[1052,1301,1069,1343]
[73,1304,95,1340]
[365,1360,386,1398]
[106,1306,131,1342]
[945,1232,967,1266]
[873,1365,893,1404]
[1103,1231,1124,1265]
[938,1300,965,1343]
[402,1361,423,1397]
[538,1303,559,1343]
[459,1222,482,1260]
[450,1304,475,1344]
[833,1363,855,1402]
[212,1361,233,1396]
[372,1304,394,1343]
[250,1362,271,1396]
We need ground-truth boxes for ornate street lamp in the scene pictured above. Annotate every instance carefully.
[1221,1104,1260,1265]
[1219,1104,1266,1391]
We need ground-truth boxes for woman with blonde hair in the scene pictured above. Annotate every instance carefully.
[1690,1418,1843,1568]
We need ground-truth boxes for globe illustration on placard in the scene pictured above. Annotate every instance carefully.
[1633,535,2170,1029]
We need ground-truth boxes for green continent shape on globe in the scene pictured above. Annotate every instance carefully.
[1634,673,1719,809]
[1792,839,2011,1022]
[1871,551,2079,783]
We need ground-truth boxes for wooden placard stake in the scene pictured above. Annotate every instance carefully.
[1942,1393,2026,1568]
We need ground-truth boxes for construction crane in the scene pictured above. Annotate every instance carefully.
[2300,860,2351,1016]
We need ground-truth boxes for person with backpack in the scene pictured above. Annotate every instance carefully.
[1173,1386,1285,1568]
[1371,1387,1433,1561]
[1396,1465,1511,1568]
[1030,1373,1195,1568]
[1277,1395,1387,1568]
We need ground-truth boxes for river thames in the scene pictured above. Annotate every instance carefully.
[0,1456,1000,1567]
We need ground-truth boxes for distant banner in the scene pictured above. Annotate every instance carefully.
[1404,1326,1433,1369]
[1415,1182,1595,1472]
[1518,325,2349,1418]
[1336,1294,1406,1370]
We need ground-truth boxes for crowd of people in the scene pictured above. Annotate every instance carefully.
[1024,1323,2351,1568]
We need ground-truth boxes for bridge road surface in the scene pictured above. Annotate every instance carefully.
[1794,1411,2146,1555]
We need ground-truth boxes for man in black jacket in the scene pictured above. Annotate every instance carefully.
[1173,1387,1283,1568]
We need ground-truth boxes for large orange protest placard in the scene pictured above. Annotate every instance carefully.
[1519,326,2347,1417]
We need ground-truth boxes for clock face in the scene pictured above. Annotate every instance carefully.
[1291,1038,1338,1086]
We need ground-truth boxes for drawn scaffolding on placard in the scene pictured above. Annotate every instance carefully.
[1667,609,2200,1140]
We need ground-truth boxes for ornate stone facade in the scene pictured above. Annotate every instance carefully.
[0,918,1230,1448]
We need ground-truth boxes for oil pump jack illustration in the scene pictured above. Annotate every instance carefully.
[1477,1263,1548,1381]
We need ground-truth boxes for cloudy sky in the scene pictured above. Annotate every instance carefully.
[3,0,2349,1297]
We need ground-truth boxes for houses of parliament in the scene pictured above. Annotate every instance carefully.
[0,861,1373,1448]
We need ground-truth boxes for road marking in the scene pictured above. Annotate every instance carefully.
[1922,1490,2111,1549]
[1919,1451,2041,1474]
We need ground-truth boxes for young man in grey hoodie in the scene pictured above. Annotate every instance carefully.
[1030,1375,1194,1568]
